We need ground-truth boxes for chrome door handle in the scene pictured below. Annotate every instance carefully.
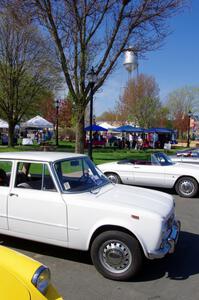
[9,193,18,197]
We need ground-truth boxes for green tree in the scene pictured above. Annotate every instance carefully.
[166,86,199,137]
[0,5,59,146]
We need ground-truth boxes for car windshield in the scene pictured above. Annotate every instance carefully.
[151,152,174,166]
[54,156,109,192]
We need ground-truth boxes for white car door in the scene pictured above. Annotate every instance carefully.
[133,164,166,187]
[0,160,13,230]
[7,161,68,244]
[0,186,9,230]
[116,163,135,185]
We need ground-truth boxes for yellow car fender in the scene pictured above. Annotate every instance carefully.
[0,246,63,300]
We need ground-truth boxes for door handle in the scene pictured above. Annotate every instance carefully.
[134,166,140,169]
[9,193,18,197]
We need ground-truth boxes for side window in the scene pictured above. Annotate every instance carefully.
[0,161,12,187]
[15,162,56,192]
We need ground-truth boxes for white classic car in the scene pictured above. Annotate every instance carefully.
[170,148,199,164]
[98,152,199,198]
[0,152,180,281]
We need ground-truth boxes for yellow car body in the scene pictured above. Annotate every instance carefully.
[0,245,63,300]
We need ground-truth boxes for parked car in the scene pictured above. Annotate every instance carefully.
[98,152,199,198]
[171,153,199,164]
[0,245,62,300]
[176,147,199,157]
[169,148,199,164]
[0,151,180,281]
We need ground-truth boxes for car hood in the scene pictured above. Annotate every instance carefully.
[98,161,118,169]
[95,184,174,218]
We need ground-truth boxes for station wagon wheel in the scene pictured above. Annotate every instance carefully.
[91,231,143,281]
[175,176,198,198]
[106,173,121,184]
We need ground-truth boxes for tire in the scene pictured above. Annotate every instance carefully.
[106,172,121,184]
[175,176,198,198]
[90,230,143,281]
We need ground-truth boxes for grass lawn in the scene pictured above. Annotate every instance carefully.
[0,140,184,165]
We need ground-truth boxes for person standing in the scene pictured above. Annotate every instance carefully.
[129,133,133,149]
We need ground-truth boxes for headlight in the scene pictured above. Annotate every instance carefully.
[32,265,51,295]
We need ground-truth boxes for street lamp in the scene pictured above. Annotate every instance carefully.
[187,110,192,148]
[55,99,60,146]
[87,67,97,160]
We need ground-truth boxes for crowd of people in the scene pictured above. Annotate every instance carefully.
[108,134,148,150]
[103,132,171,150]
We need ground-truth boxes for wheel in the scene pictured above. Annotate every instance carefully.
[90,231,143,281]
[106,173,121,184]
[175,176,198,198]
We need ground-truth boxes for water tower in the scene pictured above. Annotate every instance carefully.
[123,50,138,78]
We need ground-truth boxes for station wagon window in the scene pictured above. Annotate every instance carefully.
[15,162,56,191]
[54,157,109,192]
[0,161,12,187]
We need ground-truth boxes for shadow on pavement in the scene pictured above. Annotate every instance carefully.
[135,230,199,282]
[0,234,92,265]
[1,230,199,281]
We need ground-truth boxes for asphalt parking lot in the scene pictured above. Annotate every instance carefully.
[1,193,199,300]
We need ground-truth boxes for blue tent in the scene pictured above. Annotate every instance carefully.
[114,125,145,133]
[145,127,173,134]
[84,124,108,131]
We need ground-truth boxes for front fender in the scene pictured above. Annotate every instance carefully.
[86,217,148,257]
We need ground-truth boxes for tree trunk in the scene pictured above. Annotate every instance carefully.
[75,111,85,154]
[8,121,15,147]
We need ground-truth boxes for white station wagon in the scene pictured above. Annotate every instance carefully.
[0,152,180,281]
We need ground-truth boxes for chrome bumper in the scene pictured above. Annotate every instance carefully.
[148,220,181,259]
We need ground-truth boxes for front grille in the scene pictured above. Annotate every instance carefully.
[166,213,174,231]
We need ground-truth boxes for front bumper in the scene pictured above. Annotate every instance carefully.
[148,220,181,259]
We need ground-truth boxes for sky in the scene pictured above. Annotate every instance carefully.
[94,0,199,117]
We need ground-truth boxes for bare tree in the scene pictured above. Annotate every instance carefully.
[7,0,186,152]
[0,5,59,146]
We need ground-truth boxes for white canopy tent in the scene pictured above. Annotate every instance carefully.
[0,119,20,130]
[0,119,8,129]
[21,116,53,129]
[98,122,116,130]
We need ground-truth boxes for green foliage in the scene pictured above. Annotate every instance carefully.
[0,143,179,166]
[0,6,60,145]
[166,86,199,118]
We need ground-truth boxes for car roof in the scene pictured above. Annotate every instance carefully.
[0,151,86,163]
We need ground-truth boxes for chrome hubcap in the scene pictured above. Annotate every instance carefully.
[180,180,194,195]
[99,240,132,273]
[108,174,118,184]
